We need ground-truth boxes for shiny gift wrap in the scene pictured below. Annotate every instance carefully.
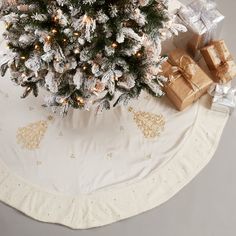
[175,0,224,59]
[208,83,236,114]
[201,40,236,84]
[162,49,213,111]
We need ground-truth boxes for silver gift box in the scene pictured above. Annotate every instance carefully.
[209,83,236,114]
[174,0,224,60]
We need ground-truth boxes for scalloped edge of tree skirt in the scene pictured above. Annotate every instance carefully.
[0,95,229,229]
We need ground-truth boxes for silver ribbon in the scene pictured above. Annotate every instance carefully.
[178,0,223,44]
[208,83,236,113]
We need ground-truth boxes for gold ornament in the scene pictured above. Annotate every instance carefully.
[4,0,17,6]
[129,107,165,138]
[17,4,29,12]
[94,81,105,93]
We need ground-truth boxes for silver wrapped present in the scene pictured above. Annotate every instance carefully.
[174,0,224,60]
[208,83,236,114]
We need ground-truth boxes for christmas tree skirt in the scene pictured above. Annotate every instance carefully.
[0,75,228,228]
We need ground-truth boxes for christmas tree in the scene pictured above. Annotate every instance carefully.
[0,0,185,115]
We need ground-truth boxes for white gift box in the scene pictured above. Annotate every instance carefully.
[209,83,236,114]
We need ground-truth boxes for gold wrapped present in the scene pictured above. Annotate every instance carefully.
[201,40,236,84]
[162,49,213,111]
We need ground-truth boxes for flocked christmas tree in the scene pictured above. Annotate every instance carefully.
[0,0,185,115]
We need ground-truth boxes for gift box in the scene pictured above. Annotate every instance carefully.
[175,0,224,60]
[208,83,236,114]
[161,48,213,111]
[201,40,236,84]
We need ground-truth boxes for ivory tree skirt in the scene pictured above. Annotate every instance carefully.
[0,73,229,228]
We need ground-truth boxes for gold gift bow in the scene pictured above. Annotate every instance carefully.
[214,42,233,81]
[167,55,201,92]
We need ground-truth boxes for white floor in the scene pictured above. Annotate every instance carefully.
[0,0,236,235]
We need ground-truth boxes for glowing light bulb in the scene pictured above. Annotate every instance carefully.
[74,48,80,54]
[112,42,118,48]
[5,23,11,29]
[73,32,79,36]
[76,96,84,104]
[136,52,142,58]
[53,16,59,22]
[34,44,40,50]
[59,97,67,105]
[46,35,52,41]
[51,29,58,34]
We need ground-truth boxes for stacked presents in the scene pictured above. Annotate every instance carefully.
[161,0,236,114]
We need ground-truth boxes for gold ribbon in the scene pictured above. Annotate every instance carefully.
[168,55,200,92]
[214,42,233,81]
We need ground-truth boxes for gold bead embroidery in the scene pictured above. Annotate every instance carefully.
[70,154,76,159]
[146,154,152,159]
[47,115,54,121]
[36,161,42,166]
[106,152,113,160]
[129,107,165,139]
[16,120,48,150]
